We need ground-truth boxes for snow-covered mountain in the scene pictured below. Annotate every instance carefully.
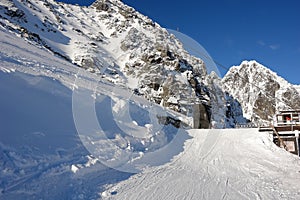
[0,0,215,128]
[222,60,300,125]
[0,14,194,198]
[2,0,298,127]
[2,0,300,199]
[1,38,300,198]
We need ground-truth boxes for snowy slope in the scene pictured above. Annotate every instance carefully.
[0,19,192,198]
[0,0,213,126]
[2,14,300,200]
[0,71,133,199]
[2,1,300,200]
[103,129,300,200]
[0,23,130,199]
[222,60,300,125]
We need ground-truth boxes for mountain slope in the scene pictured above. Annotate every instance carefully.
[0,25,133,199]
[0,23,192,198]
[0,0,213,127]
[222,60,300,125]
[1,1,300,199]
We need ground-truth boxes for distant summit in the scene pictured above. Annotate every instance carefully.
[222,60,300,125]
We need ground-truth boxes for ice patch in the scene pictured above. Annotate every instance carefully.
[71,165,79,173]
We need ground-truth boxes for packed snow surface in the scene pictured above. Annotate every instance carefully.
[103,129,300,200]
[2,70,300,200]
[1,3,300,199]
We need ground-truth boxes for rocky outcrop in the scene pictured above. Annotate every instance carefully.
[0,0,213,128]
[222,60,300,125]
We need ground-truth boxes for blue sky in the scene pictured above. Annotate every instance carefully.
[57,0,300,84]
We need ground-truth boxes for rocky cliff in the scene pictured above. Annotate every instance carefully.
[222,60,300,126]
[0,0,215,128]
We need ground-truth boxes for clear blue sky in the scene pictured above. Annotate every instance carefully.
[57,0,300,84]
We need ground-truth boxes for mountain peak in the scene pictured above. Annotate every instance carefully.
[0,0,213,128]
[222,60,300,125]
[229,60,272,75]
[1,0,298,128]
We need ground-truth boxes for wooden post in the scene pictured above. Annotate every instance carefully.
[295,130,300,156]
[271,125,288,151]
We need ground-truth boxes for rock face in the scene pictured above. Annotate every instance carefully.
[3,1,295,128]
[0,0,214,128]
[203,72,248,128]
[222,60,300,126]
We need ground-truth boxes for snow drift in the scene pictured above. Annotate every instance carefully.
[1,1,300,200]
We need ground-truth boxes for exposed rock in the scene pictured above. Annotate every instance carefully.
[93,1,110,11]
[222,60,300,125]
[0,0,213,128]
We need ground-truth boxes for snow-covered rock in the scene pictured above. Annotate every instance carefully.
[0,0,212,127]
[205,71,248,128]
[2,1,300,199]
[222,60,300,125]
[0,26,190,198]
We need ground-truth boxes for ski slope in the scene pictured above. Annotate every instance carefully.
[0,23,134,199]
[0,23,190,198]
[1,14,300,200]
[103,129,300,200]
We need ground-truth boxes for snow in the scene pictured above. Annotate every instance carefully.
[1,0,215,130]
[102,129,300,200]
[2,56,299,200]
[0,24,134,199]
[0,21,190,197]
[1,1,300,199]
[222,60,300,125]
[295,85,300,90]
[71,165,79,173]
[167,96,179,104]
[0,66,15,73]
[1,34,300,200]
[0,71,131,199]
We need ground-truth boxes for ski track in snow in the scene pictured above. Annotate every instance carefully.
[0,26,135,199]
[103,129,300,200]
[0,70,134,199]
[1,6,300,200]
[0,25,189,199]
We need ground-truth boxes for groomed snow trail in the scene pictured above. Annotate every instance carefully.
[103,129,300,200]
[1,11,300,200]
